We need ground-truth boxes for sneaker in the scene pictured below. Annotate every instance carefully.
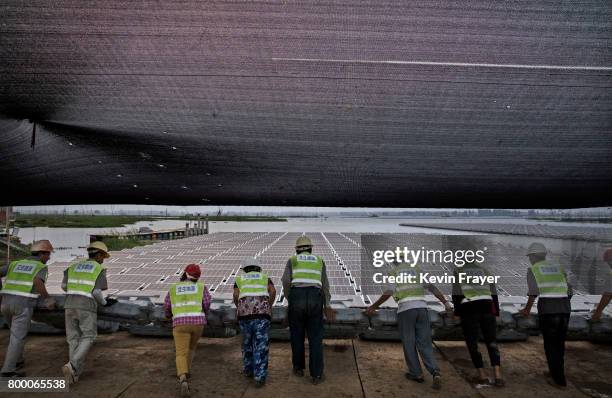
[179,375,190,397]
[255,378,266,388]
[546,378,567,390]
[432,374,442,390]
[0,371,26,378]
[62,363,76,385]
[311,375,324,385]
[405,373,425,383]
[293,368,304,377]
[494,378,505,387]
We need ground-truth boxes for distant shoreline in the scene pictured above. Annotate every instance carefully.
[13,214,287,228]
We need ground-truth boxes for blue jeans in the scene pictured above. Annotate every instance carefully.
[288,287,324,378]
[398,308,440,377]
[239,318,270,381]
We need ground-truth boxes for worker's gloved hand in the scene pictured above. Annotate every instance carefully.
[104,298,118,307]
[364,306,377,316]
[443,302,454,312]
[44,297,57,310]
[518,308,530,318]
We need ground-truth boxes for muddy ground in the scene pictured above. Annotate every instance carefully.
[0,330,610,397]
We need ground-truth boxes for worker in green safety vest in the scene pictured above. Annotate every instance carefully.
[0,239,57,377]
[366,261,452,390]
[452,260,504,387]
[591,248,612,321]
[233,257,276,387]
[61,241,115,385]
[165,263,211,397]
[519,242,572,389]
[282,235,336,384]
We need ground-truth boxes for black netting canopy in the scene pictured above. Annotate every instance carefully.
[1,1,611,208]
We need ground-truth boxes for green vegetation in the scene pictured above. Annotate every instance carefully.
[14,214,157,228]
[13,214,287,228]
[102,237,154,251]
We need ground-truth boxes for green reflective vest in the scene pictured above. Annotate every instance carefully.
[169,281,205,318]
[66,260,104,298]
[236,271,269,299]
[291,253,323,286]
[460,263,493,303]
[1,259,47,299]
[391,265,425,304]
[531,261,568,298]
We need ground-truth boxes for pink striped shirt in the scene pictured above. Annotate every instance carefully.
[164,286,212,328]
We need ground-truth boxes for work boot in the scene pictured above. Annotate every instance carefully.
[546,378,567,390]
[255,378,266,388]
[405,373,425,383]
[311,375,325,385]
[179,374,190,397]
[293,368,304,377]
[62,363,76,385]
[15,361,25,370]
[494,378,505,387]
[432,374,442,390]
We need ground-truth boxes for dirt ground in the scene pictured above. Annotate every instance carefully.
[0,330,610,398]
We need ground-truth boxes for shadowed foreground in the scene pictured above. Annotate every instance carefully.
[0,331,610,397]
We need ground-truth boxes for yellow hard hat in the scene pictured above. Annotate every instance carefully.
[87,241,110,258]
[31,239,54,252]
[295,236,312,248]
[525,242,547,256]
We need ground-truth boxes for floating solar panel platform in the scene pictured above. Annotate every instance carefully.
[44,231,611,307]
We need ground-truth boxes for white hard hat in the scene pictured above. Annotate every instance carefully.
[242,257,260,270]
[525,242,547,256]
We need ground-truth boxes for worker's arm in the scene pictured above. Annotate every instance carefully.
[592,293,612,321]
[61,268,68,292]
[365,291,392,315]
[320,261,336,321]
[92,270,108,306]
[202,286,212,313]
[163,292,172,319]
[281,259,292,301]
[268,280,276,305]
[33,277,50,299]
[520,269,538,317]
[428,284,453,312]
[320,261,332,308]
[233,285,240,307]
[489,282,500,316]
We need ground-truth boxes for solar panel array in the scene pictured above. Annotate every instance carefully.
[401,222,612,242]
[45,232,609,304]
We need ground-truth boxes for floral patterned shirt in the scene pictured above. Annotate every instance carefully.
[234,280,274,320]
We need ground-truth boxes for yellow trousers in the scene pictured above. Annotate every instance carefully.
[172,324,204,376]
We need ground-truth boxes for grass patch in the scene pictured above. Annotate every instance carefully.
[101,237,155,251]
[14,214,287,228]
[14,214,158,228]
